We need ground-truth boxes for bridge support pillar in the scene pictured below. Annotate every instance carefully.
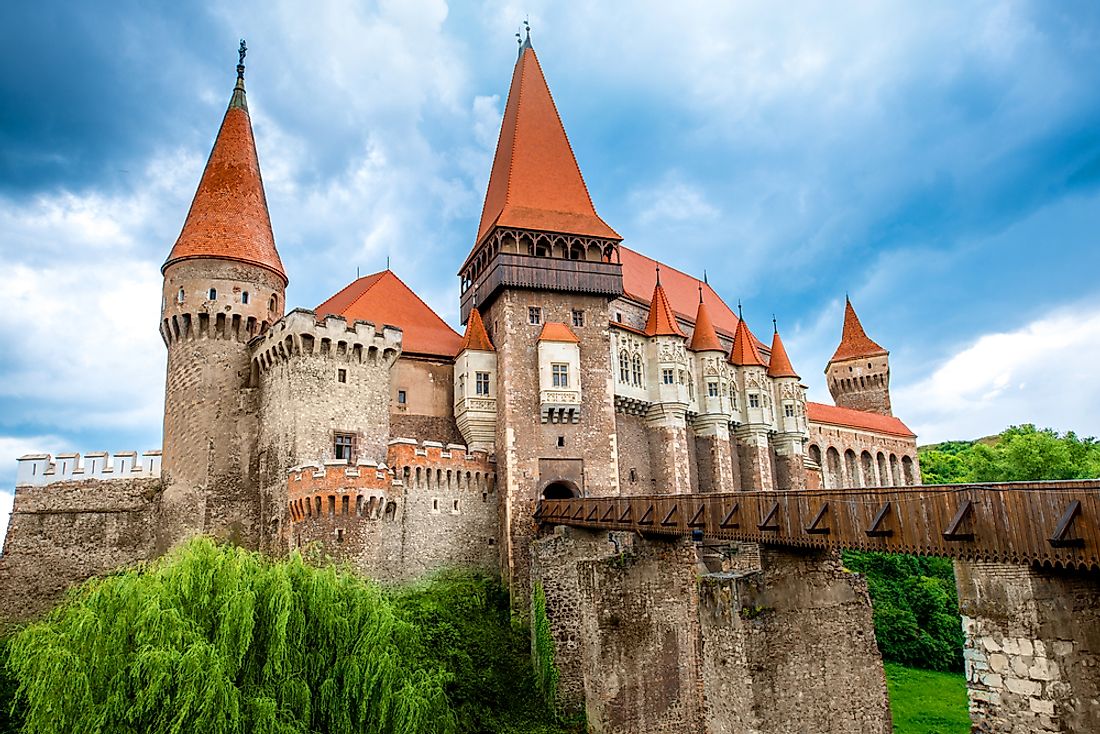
[698,547,891,733]
[531,527,705,733]
[956,561,1100,734]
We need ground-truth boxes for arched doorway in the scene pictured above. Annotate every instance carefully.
[542,481,577,500]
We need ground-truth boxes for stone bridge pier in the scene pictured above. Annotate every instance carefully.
[530,526,891,733]
[956,561,1100,733]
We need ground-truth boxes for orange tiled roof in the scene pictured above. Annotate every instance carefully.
[767,329,799,379]
[830,297,887,362]
[729,316,767,367]
[459,307,495,352]
[316,271,462,359]
[643,279,685,337]
[807,402,915,438]
[164,74,286,282]
[619,247,765,349]
[473,45,620,249]
[688,297,723,352]
[538,322,580,343]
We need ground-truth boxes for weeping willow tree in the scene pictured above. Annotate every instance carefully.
[7,538,454,734]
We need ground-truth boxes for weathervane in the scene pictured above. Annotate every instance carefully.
[737,300,744,321]
[516,18,532,57]
[237,39,247,79]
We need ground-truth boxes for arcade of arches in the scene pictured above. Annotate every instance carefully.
[807,428,919,489]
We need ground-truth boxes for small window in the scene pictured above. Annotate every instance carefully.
[615,311,623,322]
[270,294,278,311]
[242,291,250,305]
[662,368,675,385]
[528,306,542,325]
[475,372,490,396]
[452,499,460,513]
[334,432,354,461]
[749,394,761,408]
[336,528,344,543]
[868,362,873,369]
[557,436,565,447]
[629,468,637,482]
[432,498,440,513]
[208,288,217,300]
[784,403,796,418]
[632,354,643,386]
[552,363,569,388]
[707,381,719,397]
[572,309,585,328]
[619,351,630,383]
[177,288,185,304]
[337,369,347,383]
[397,390,407,405]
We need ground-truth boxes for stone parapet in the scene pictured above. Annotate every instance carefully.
[250,309,402,374]
[16,451,161,487]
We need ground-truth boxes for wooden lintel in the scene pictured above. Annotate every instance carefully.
[688,504,706,527]
[758,502,780,532]
[720,503,740,529]
[866,502,893,538]
[661,504,679,526]
[805,502,830,535]
[1049,500,1085,548]
[943,499,975,541]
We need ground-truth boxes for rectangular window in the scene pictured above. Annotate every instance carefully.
[662,368,675,385]
[241,291,249,304]
[749,394,760,408]
[334,432,354,461]
[615,311,623,322]
[557,436,565,447]
[475,372,490,396]
[337,368,347,383]
[528,306,542,325]
[572,309,585,327]
[552,363,569,388]
[784,403,796,418]
[397,390,407,405]
[708,381,719,397]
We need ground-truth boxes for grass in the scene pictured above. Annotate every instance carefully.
[885,663,970,734]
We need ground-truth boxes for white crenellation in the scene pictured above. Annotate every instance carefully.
[15,451,162,486]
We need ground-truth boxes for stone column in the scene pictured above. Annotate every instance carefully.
[735,426,774,491]
[645,405,693,494]
[956,561,1100,733]
[698,547,891,733]
[693,418,735,493]
[771,433,806,490]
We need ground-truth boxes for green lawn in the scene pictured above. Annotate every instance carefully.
[885,663,970,734]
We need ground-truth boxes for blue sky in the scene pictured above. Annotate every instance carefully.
[3,1,1100,520]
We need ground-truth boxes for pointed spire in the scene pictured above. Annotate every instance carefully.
[516,19,533,58]
[472,33,620,249]
[459,306,495,352]
[830,296,887,362]
[729,309,766,367]
[164,42,286,283]
[767,323,799,379]
[644,273,684,337]
[688,292,723,352]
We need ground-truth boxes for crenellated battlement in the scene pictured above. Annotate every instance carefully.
[15,451,162,487]
[387,438,496,492]
[160,308,273,348]
[250,309,402,376]
[286,457,398,524]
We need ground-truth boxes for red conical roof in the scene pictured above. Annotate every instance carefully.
[688,294,723,352]
[473,43,619,249]
[643,277,684,337]
[767,328,799,379]
[830,297,887,362]
[459,307,495,352]
[729,315,767,367]
[164,70,286,283]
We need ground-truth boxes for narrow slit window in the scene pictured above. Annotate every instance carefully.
[177,288,185,303]
[337,369,347,383]
[208,288,217,300]
[397,389,407,405]
[241,291,249,304]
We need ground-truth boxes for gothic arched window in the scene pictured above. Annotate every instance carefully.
[619,350,630,383]
[631,353,643,386]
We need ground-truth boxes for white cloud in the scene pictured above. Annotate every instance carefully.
[895,303,1100,443]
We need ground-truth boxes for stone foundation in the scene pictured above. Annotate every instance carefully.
[956,561,1100,733]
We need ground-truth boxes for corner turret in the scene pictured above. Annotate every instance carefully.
[826,297,891,415]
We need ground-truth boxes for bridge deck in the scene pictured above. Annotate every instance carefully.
[536,481,1100,569]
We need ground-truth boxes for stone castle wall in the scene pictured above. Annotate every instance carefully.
[0,477,162,622]
[808,423,920,489]
[286,439,498,582]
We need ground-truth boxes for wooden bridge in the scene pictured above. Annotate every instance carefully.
[536,479,1100,570]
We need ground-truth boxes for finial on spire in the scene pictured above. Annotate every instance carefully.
[516,18,532,58]
[237,39,247,79]
[655,263,662,286]
[703,269,708,285]
[737,300,743,321]
[773,314,778,333]
[698,283,704,304]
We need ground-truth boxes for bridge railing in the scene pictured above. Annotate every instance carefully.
[536,480,1100,569]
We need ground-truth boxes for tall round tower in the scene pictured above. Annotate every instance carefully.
[158,44,287,551]
[825,297,891,415]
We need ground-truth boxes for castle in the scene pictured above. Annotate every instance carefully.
[0,35,920,618]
